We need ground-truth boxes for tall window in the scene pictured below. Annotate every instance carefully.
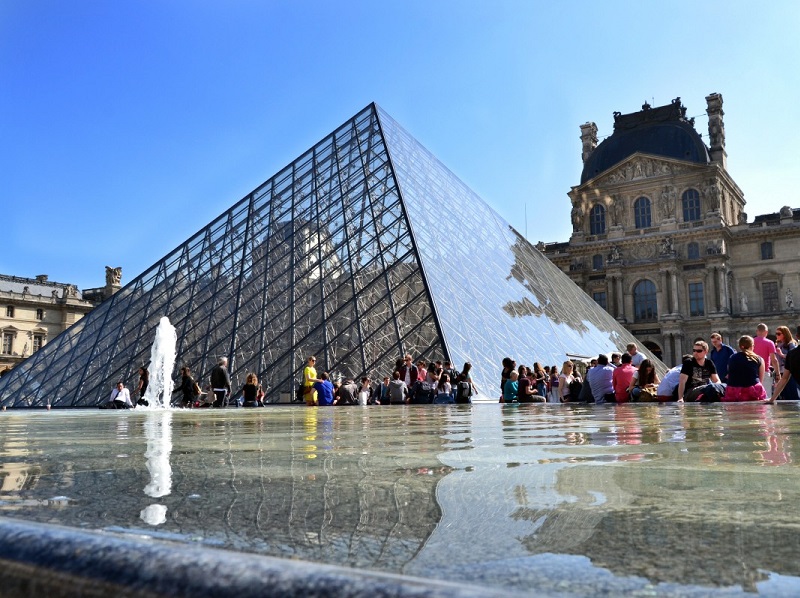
[592,254,604,270]
[762,281,779,312]
[633,280,658,322]
[33,335,44,352]
[5,306,13,318]
[688,282,705,316]
[687,242,700,260]
[761,241,774,260]
[36,308,44,321]
[589,204,606,235]
[682,189,701,222]
[592,291,607,310]
[2,333,13,355]
[634,196,651,229]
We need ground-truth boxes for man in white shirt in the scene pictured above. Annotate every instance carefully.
[627,343,644,367]
[105,381,133,409]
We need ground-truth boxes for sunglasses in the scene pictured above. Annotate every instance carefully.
[693,348,704,353]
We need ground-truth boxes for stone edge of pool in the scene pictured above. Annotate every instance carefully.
[0,516,520,598]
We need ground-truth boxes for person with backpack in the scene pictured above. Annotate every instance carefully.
[455,362,477,403]
[173,366,199,408]
[443,360,460,401]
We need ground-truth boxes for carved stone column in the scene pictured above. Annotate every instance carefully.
[660,270,671,314]
[670,270,680,316]
[607,275,617,319]
[717,266,728,314]
[616,276,625,322]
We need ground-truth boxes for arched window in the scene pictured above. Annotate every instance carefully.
[634,196,651,229]
[687,242,700,260]
[589,204,606,235]
[592,254,603,270]
[682,189,701,222]
[633,280,658,322]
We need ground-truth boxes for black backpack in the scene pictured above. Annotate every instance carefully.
[567,379,583,402]
[456,380,473,402]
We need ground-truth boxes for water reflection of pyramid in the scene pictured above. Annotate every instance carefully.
[0,104,651,407]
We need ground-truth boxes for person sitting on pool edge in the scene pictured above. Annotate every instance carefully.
[312,371,336,406]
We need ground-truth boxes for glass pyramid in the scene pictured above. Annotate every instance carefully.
[0,104,651,407]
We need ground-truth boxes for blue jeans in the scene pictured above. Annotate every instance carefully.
[434,393,454,404]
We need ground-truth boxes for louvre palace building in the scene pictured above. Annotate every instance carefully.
[543,94,800,366]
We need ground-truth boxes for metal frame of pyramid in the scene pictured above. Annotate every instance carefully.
[0,103,654,407]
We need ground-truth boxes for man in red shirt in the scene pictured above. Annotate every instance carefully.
[612,353,636,403]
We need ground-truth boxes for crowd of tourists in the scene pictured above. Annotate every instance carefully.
[499,324,799,405]
[98,322,800,409]
[299,354,477,406]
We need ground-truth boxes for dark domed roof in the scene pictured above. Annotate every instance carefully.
[580,99,710,184]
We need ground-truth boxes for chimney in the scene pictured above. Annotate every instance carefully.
[35,274,48,283]
[580,122,598,163]
[706,93,727,169]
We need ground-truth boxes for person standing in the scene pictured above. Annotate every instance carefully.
[548,366,560,403]
[754,323,779,376]
[773,326,799,400]
[210,357,232,408]
[677,341,720,402]
[136,366,149,407]
[398,355,418,387]
[302,356,318,406]
[626,343,644,368]
[174,366,199,408]
[709,333,735,383]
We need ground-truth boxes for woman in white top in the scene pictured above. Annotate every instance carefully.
[558,361,574,403]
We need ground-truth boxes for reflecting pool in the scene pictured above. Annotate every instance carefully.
[2,404,800,596]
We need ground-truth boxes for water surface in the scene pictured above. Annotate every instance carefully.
[2,404,800,596]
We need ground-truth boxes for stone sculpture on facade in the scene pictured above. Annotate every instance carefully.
[787,288,794,310]
[610,195,624,227]
[105,266,122,286]
[659,236,675,256]
[661,186,676,219]
[571,204,584,232]
[609,246,622,263]
[740,293,748,313]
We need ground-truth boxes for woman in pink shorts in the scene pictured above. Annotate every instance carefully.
[724,335,766,402]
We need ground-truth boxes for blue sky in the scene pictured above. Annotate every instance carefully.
[1,1,798,290]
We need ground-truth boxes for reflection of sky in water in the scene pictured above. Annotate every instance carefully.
[2,406,800,595]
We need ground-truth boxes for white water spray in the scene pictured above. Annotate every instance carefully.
[142,317,177,409]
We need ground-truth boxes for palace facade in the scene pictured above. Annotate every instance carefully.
[543,94,800,365]
[0,269,121,375]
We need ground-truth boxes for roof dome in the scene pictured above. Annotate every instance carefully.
[580,99,710,184]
